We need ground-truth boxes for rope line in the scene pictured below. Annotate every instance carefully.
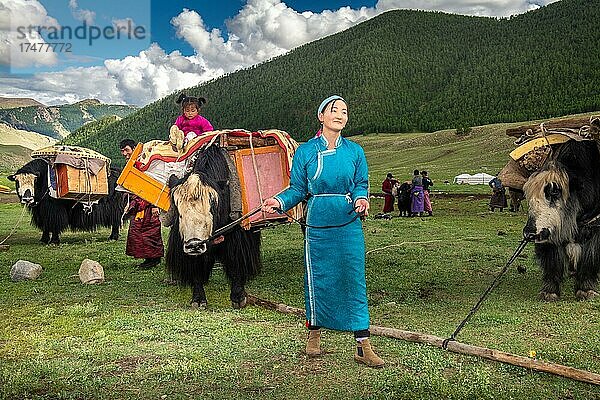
[248,131,266,223]
[0,203,28,245]
[365,237,486,255]
[442,238,530,349]
[275,207,363,229]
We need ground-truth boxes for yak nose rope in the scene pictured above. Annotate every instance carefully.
[198,204,366,248]
[442,238,530,350]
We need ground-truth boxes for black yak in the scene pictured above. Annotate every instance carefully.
[396,182,412,217]
[8,159,125,244]
[162,144,261,309]
[523,140,600,301]
[508,187,525,212]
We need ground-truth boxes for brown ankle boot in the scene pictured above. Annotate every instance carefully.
[354,338,385,368]
[305,329,321,357]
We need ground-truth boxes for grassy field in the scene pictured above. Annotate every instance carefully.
[1,192,600,399]
[2,119,600,399]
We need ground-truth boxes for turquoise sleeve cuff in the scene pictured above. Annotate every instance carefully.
[273,195,285,212]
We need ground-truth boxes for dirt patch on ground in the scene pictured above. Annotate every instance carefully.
[0,193,18,204]
[114,355,161,373]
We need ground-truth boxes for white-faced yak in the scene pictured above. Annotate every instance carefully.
[8,159,125,244]
[523,140,600,301]
[162,144,261,309]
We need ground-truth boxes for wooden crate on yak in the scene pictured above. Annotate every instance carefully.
[31,145,110,201]
[116,129,301,229]
[117,143,171,211]
[499,115,600,190]
[221,131,295,229]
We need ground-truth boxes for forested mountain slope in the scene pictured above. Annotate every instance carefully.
[67,0,599,162]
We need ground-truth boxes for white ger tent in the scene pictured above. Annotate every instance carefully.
[453,172,495,185]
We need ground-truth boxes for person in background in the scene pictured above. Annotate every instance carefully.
[169,93,214,150]
[411,169,424,217]
[489,175,508,212]
[120,139,164,269]
[421,170,434,216]
[381,172,397,213]
[261,95,385,368]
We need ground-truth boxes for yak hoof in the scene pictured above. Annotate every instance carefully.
[575,290,598,301]
[539,292,559,302]
[191,301,207,310]
[231,296,247,309]
[108,234,119,241]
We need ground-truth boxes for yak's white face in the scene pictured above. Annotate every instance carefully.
[9,173,37,205]
[171,173,218,255]
[523,167,578,244]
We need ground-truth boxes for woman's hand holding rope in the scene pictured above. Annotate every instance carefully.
[261,198,282,214]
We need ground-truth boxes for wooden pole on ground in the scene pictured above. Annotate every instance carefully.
[247,294,600,386]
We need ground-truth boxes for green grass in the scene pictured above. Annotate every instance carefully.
[2,122,600,398]
[1,192,600,399]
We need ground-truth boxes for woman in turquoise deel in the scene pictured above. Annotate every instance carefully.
[262,95,384,368]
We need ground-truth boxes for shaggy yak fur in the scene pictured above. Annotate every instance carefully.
[508,187,525,212]
[8,159,125,244]
[396,182,412,217]
[523,140,600,301]
[164,144,261,309]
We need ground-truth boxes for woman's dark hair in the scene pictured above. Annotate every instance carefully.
[176,93,207,110]
[421,170,428,176]
[119,138,136,150]
[414,169,420,175]
[322,98,347,116]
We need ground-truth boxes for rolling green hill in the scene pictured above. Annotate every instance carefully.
[0,97,44,109]
[0,99,136,139]
[6,111,600,196]
[0,144,31,176]
[63,115,123,147]
[0,123,57,150]
[67,0,600,161]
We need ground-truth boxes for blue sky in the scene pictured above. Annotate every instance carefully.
[13,0,152,74]
[0,0,558,105]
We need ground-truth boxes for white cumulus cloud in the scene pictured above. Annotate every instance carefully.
[376,0,560,18]
[68,0,95,25]
[0,66,121,105]
[171,0,375,72]
[103,43,214,105]
[0,0,60,68]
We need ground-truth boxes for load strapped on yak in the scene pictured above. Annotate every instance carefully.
[498,115,600,189]
[117,129,304,230]
[30,145,111,204]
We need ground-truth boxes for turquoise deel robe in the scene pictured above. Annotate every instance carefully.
[274,134,370,331]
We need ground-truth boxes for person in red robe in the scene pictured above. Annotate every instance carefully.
[382,173,397,213]
[120,139,164,269]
